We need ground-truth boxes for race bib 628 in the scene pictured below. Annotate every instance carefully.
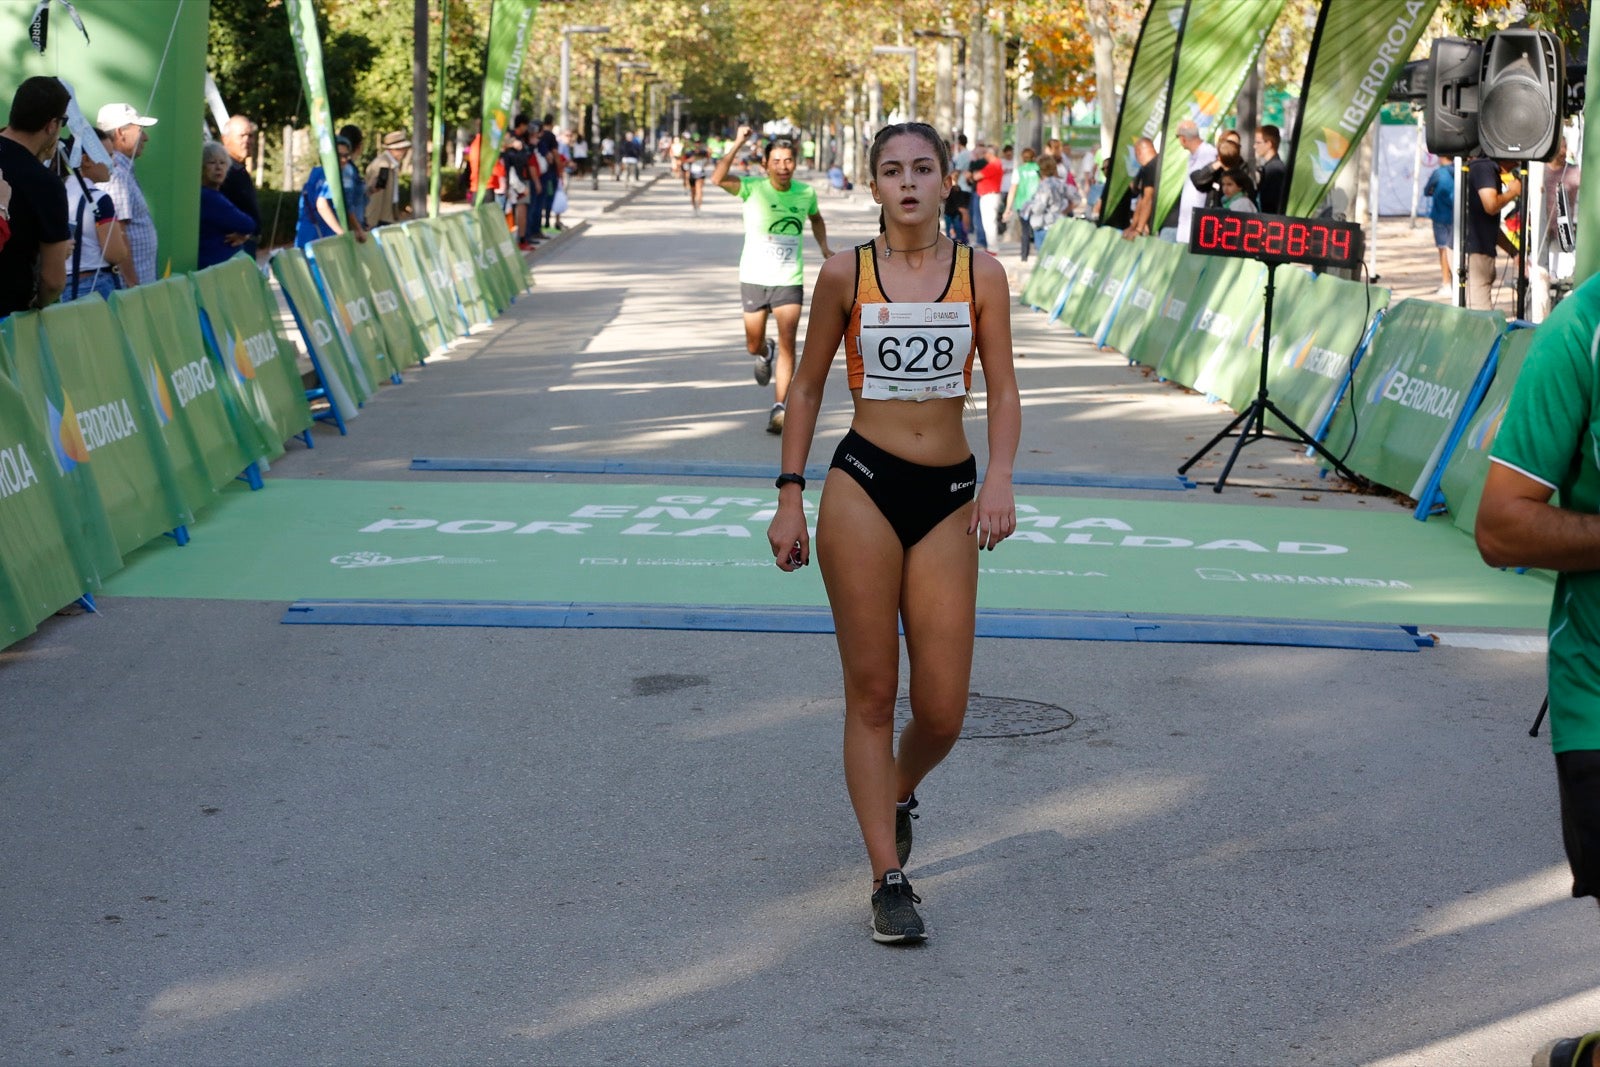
[858,302,971,401]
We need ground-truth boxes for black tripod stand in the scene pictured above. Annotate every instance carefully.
[1177,261,1360,493]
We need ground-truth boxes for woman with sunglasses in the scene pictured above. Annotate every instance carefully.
[767,121,1020,943]
[712,126,833,435]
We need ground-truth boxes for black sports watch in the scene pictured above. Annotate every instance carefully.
[774,472,806,491]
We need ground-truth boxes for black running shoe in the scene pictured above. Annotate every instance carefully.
[1535,1033,1600,1067]
[754,338,775,386]
[871,869,926,943]
[765,402,785,435]
[895,793,919,867]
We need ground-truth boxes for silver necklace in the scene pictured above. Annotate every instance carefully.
[882,234,940,259]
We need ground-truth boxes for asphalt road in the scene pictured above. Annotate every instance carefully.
[0,170,1577,1067]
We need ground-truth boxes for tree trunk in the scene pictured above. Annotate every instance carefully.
[1086,0,1117,159]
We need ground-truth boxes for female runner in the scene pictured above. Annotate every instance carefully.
[767,122,1021,943]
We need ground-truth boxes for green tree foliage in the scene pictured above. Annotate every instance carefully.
[208,0,375,128]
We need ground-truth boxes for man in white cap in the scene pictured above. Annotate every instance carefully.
[364,130,410,228]
[96,101,157,287]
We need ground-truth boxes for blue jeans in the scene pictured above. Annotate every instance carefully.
[63,269,118,302]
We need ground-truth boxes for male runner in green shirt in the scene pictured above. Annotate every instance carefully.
[713,125,832,434]
[1477,273,1600,1067]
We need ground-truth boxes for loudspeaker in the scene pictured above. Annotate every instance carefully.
[1426,37,1481,155]
[1478,29,1565,160]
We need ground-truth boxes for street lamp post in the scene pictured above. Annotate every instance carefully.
[873,45,917,123]
[560,25,609,134]
[912,29,966,139]
[595,46,634,189]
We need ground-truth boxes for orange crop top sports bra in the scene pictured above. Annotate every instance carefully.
[845,240,977,401]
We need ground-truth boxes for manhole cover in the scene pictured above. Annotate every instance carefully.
[894,692,1076,739]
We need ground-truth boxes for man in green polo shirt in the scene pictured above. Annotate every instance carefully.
[712,125,832,434]
[1477,273,1600,1067]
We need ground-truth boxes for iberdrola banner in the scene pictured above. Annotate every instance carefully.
[1152,0,1285,235]
[1100,0,1186,226]
[1284,0,1439,218]
[285,0,347,227]
[475,0,538,206]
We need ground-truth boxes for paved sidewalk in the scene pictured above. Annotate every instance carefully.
[0,173,1575,1067]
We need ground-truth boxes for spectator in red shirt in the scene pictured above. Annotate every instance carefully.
[972,144,1004,254]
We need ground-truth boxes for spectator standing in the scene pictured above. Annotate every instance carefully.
[197,141,255,269]
[571,130,589,177]
[1169,120,1217,244]
[972,144,1003,254]
[534,115,559,236]
[1121,138,1159,240]
[294,135,366,248]
[1474,271,1600,1067]
[1219,168,1257,213]
[218,115,260,261]
[337,125,369,239]
[1003,147,1041,260]
[364,130,410,229]
[1465,153,1520,311]
[1019,154,1077,255]
[0,77,71,315]
[62,129,130,301]
[1254,124,1287,214]
[1190,133,1246,209]
[1540,134,1580,277]
[1423,155,1455,295]
[96,101,158,288]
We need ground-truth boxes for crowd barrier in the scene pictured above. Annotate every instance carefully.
[0,208,531,650]
[1019,217,1557,542]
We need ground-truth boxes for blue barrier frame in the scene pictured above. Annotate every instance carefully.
[1410,320,1535,521]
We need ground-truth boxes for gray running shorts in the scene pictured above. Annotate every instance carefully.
[741,283,803,313]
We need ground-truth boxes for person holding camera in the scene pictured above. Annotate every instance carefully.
[365,131,410,229]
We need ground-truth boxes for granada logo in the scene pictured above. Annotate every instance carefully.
[877,306,891,325]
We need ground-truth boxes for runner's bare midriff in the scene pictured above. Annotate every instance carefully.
[848,391,971,466]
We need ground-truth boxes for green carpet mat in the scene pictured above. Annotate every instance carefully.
[102,479,1551,631]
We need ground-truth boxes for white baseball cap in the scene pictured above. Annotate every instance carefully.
[96,102,157,130]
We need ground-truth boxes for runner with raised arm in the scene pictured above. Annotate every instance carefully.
[712,125,833,434]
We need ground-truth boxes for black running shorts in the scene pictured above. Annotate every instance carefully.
[741,283,803,313]
[1557,750,1600,899]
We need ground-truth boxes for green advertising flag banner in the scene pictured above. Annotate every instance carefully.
[1443,326,1536,536]
[192,258,313,451]
[38,298,192,555]
[1103,238,1185,355]
[270,248,370,410]
[1322,299,1504,499]
[1125,250,1213,369]
[475,201,531,293]
[286,0,348,227]
[1285,0,1439,218]
[351,235,431,370]
[0,1,207,277]
[475,0,539,207]
[1153,0,1286,236]
[1,312,123,587]
[0,370,92,650]
[110,279,266,499]
[370,226,452,359]
[1101,0,1186,226]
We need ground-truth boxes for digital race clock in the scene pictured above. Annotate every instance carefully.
[1188,209,1365,270]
